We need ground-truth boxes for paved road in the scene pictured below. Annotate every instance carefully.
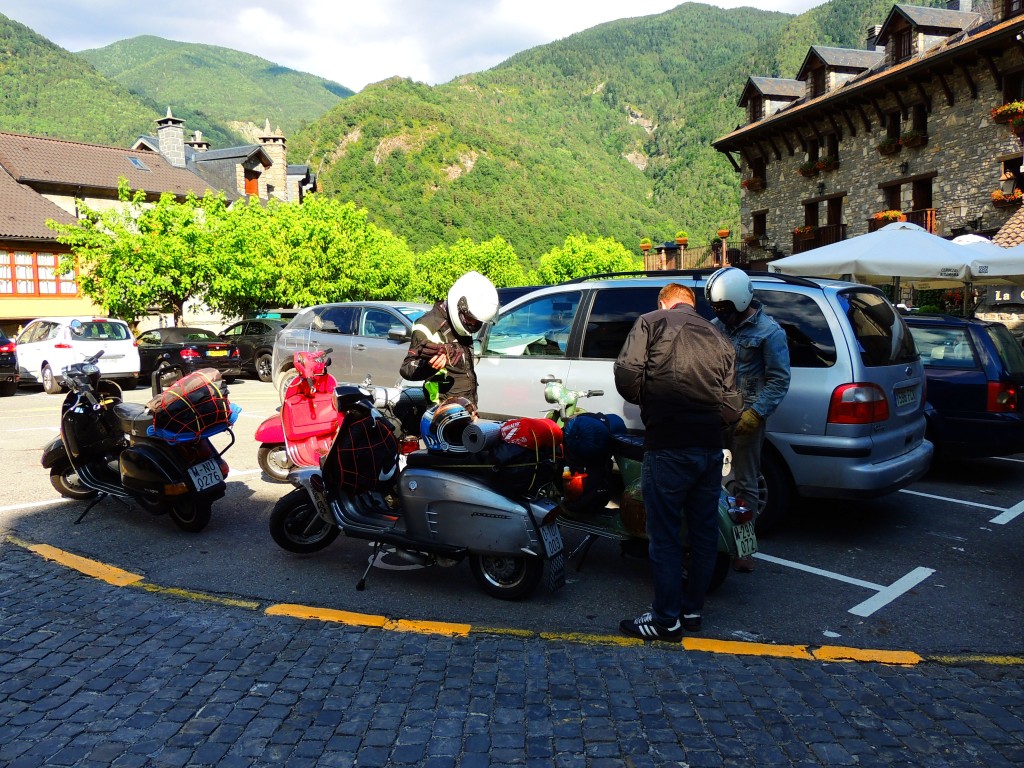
[3,540,1023,767]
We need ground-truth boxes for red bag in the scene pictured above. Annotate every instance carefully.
[146,368,232,439]
[499,418,563,451]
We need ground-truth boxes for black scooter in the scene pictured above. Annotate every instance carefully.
[41,350,236,531]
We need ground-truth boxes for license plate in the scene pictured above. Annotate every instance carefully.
[733,521,757,559]
[895,386,916,407]
[188,459,223,491]
[206,350,228,357]
[540,523,563,557]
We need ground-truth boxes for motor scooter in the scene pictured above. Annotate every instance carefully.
[255,350,339,482]
[542,376,758,591]
[269,384,566,601]
[41,351,238,532]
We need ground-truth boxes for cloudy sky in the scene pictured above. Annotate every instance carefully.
[3,1,825,92]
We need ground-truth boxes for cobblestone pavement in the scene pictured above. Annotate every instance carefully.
[2,541,1023,768]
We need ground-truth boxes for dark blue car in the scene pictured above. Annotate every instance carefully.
[905,314,1024,460]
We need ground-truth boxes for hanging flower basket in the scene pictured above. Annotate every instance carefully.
[740,176,765,191]
[900,130,928,149]
[877,139,901,156]
[991,101,1024,124]
[716,228,731,239]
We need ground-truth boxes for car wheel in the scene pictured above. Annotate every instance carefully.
[0,380,16,397]
[256,353,274,383]
[754,449,792,537]
[41,364,63,394]
[277,370,298,401]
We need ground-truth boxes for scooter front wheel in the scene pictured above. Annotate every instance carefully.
[169,498,213,532]
[269,488,339,553]
[469,554,544,601]
[258,443,292,483]
[49,462,99,500]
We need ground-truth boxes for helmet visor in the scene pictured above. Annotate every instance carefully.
[456,297,483,333]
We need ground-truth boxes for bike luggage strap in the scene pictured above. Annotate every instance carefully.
[147,403,241,444]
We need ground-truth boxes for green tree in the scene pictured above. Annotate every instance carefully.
[536,233,641,284]
[49,180,228,325]
[410,236,525,302]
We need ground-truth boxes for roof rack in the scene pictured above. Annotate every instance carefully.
[563,268,822,289]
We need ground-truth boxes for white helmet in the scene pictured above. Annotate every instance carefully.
[705,267,754,314]
[447,271,499,336]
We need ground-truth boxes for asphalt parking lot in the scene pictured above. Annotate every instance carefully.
[1,378,1021,658]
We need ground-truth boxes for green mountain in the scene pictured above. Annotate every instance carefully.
[0,13,157,144]
[289,0,947,263]
[79,36,353,143]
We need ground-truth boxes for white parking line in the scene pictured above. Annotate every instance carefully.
[754,553,934,617]
[899,488,1024,525]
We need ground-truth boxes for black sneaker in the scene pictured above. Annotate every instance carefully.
[619,611,682,642]
[681,613,702,632]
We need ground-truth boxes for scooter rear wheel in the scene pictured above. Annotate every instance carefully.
[49,462,99,500]
[269,488,339,553]
[169,498,212,532]
[682,550,732,594]
[469,554,544,601]
[258,443,292,483]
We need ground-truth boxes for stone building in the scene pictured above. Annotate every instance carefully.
[712,1,1024,261]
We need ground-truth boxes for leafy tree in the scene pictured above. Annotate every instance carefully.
[410,236,526,302]
[537,234,641,284]
[49,180,227,325]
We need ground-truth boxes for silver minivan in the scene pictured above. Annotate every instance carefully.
[475,272,932,531]
[271,301,430,396]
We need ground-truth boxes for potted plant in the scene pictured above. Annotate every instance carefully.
[991,100,1024,124]
[877,137,901,155]
[797,160,819,177]
[991,188,1023,208]
[674,230,689,247]
[743,233,763,247]
[872,209,906,223]
[716,227,731,239]
[1011,115,1024,136]
[900,129,928,149]
[740,176,765,191]
[792,224,816,240]
[639,237,652,252]
[815,155,840,172]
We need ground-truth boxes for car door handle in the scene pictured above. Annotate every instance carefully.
[354,344,367,351]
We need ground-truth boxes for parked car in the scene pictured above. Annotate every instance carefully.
[137,327,241,387]
[256,308,301,321]
[472,270,933,533]
[218,318,287,382]
[905,313,1024,460]
[0,329,19,396]
[271,301,430,396]
[16,316,140,393]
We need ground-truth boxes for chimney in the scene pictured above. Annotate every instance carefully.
[866,24,883,51]
[946,1,972,11]
[186,130,210,153]
[156,107,186,168]
[259,118,288,201]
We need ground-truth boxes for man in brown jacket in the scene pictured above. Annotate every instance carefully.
[614,283,741,641]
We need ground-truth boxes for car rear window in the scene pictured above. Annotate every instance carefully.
[907,326,977,368]
[74,321,131,341]
[756,289,838,369]
[986,325,1024,374]
[184,330,218,342]
[838,289,917,367]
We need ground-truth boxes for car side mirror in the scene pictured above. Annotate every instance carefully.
[388,327,410,342]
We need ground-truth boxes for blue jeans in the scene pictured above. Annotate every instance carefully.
[642,447,723,622]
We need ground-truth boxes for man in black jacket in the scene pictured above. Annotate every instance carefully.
[614,283,742,641]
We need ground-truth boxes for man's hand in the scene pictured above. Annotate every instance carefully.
[735,408,763,436]
[428,351,448,370]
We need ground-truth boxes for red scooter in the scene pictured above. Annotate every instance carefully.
[255,350,339,481]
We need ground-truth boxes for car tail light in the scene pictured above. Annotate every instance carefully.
[54,343,72,349]
[0,341,14,353]
[987,381,1017,413]
[827,383,890,424]
[180,348,201,359]
[399,436,420,455]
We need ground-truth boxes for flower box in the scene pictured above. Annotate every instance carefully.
[877,140,901,156]
[815,157,840,172]
[900,131,928,149]
[797,162,818,178]
[792,226,816,240]
[991,101,1024,124]
[740,176,765,191]
[993,198,1023,209]
[871,210,906,224]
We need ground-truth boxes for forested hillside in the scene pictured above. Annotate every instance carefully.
[0,13,157,144]
[79,36,353,141]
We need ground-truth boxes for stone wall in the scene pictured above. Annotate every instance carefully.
[738,47,1023,254]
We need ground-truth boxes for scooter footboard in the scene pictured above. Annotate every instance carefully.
[397,468,544,556]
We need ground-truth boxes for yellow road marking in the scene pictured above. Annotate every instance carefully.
[814,645,922,665]
[265,603,470,636]
[25,542,143,586]
[137,583,260,610]
[686,638,814,660]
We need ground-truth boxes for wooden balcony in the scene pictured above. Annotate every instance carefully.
[792,223,847,253]
[904,208,937,233]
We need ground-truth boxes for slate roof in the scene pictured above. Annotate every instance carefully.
[0,132,219,198]
[0,165,76,241]
[877,4,980,45]
[796,46,885,81]
[739,77,804,107]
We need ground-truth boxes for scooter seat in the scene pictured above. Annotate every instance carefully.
[114,402,152,437]
[612,433,645,462]
[405,449,493,474]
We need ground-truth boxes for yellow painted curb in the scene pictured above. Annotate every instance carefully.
[25,542,144,587]
[685,637,814,660]
[137,582,261,610]
[814,645,922,665]
[265,603,470,636]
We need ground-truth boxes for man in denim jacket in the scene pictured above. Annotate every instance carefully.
[706,268,791,571]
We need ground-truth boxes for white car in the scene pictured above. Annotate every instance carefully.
[16,316,140,393]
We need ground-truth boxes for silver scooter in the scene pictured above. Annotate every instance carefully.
[268,384,566,601]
